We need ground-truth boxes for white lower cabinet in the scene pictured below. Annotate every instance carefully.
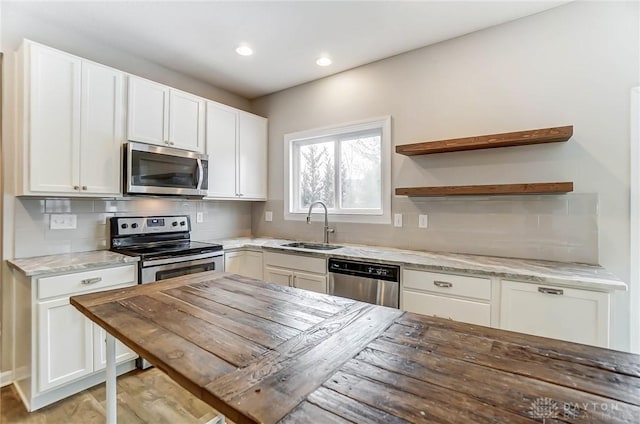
[402,269,492,326]
[37,298,94,392]
[499,280,611,347]
[292,271,328,293]
[263,252,327,294]
[264,265,294,287]
[224,250,264,280]
[13,264,139,411]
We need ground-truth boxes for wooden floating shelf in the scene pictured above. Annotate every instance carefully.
[396,125,573,156]
[395,182,574,197]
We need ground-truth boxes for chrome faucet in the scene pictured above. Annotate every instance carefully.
[306,201,335,244]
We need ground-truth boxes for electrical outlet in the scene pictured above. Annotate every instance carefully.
[196,212,204,223]
[394,213,403,227]
[419,214,429,229]
[50,214,77,230]
[265,211,273,222]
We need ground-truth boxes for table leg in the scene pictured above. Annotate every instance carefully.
[106,333,117,424]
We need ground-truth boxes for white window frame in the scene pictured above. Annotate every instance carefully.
[284,116,391,224]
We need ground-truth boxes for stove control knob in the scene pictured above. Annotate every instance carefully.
[131,223,138,229]
[120,223,128,229]
[180,221,186,226]
[172,221,178,227]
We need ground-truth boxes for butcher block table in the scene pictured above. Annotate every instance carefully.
[70,270,640,424]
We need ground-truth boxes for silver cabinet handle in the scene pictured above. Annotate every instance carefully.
[434,281,453,288]
[81,277,102,285]
[538,287,564,295]
[288,274,293,287]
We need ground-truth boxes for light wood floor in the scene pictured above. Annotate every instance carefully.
[0,368,227,423]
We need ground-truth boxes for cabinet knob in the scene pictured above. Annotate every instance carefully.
[434,281,453,288]
[169,141,175,146]
[73,185,80,190]
[81,186,87,191]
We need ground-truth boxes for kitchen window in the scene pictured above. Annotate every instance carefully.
[284,116,391,223]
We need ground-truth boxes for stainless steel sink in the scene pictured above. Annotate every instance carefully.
[281,242,343,250]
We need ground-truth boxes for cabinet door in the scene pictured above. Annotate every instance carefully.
[169,90,205,151]
[93,325,138,371]
[500,280,610,347]
[37,298,93,392]
[206,102,238,198]
[402,290,491,326]
[238,112,267,199]
[243,251,264,280]
[127,76,169,145]
[293,271,327,294]
[226,251,264,280]
[224,251,244,274]
[28,43,81,193]
[79,61,124,195]
[263,266,293,287]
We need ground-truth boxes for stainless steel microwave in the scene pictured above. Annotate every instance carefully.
[124,142,209,197]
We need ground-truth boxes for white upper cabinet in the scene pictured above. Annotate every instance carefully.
[26,43,81,194]
[127,77,169,145]
[19,41,123,196]
[206,103,237,198]
[238,111,268,199]
[79,61,124,194]
[169,89,205,151]
[128,75,204,152]
[205,101,267,200]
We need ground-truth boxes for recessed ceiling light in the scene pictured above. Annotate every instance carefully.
[316,56,332,67]
[236,45,253,56]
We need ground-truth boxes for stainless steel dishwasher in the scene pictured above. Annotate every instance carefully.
[328,258,400,308]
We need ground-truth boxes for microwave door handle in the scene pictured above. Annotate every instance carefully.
[196,158,204,190]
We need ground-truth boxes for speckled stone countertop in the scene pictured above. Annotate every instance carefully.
[8,250,140,277]
[209,237,627,292]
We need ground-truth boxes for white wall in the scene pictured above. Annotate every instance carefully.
[252,1,639,351]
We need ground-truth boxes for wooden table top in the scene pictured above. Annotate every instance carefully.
[70,271,640,423]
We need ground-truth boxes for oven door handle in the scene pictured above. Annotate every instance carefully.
[196,158,204,190]
[142,251,223,267]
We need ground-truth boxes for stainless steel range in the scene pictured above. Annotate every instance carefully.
[109,215,223,369]
[109,215,224,284]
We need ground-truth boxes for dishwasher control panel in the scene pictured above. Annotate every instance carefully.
[328,258,399,282]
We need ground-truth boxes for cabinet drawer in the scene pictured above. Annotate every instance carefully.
[38,265,136,299]
[403,269,491,301]
[403,290,491,326]
[263,252,326,274]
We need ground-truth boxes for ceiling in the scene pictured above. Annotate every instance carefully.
[3,1,568,99]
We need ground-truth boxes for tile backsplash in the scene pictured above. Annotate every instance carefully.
[14,194,599,264]
[14,197,252,258]
[252,194,599,264]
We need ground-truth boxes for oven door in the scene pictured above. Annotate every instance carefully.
[140,255,223,284]
[125,141,209,196]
